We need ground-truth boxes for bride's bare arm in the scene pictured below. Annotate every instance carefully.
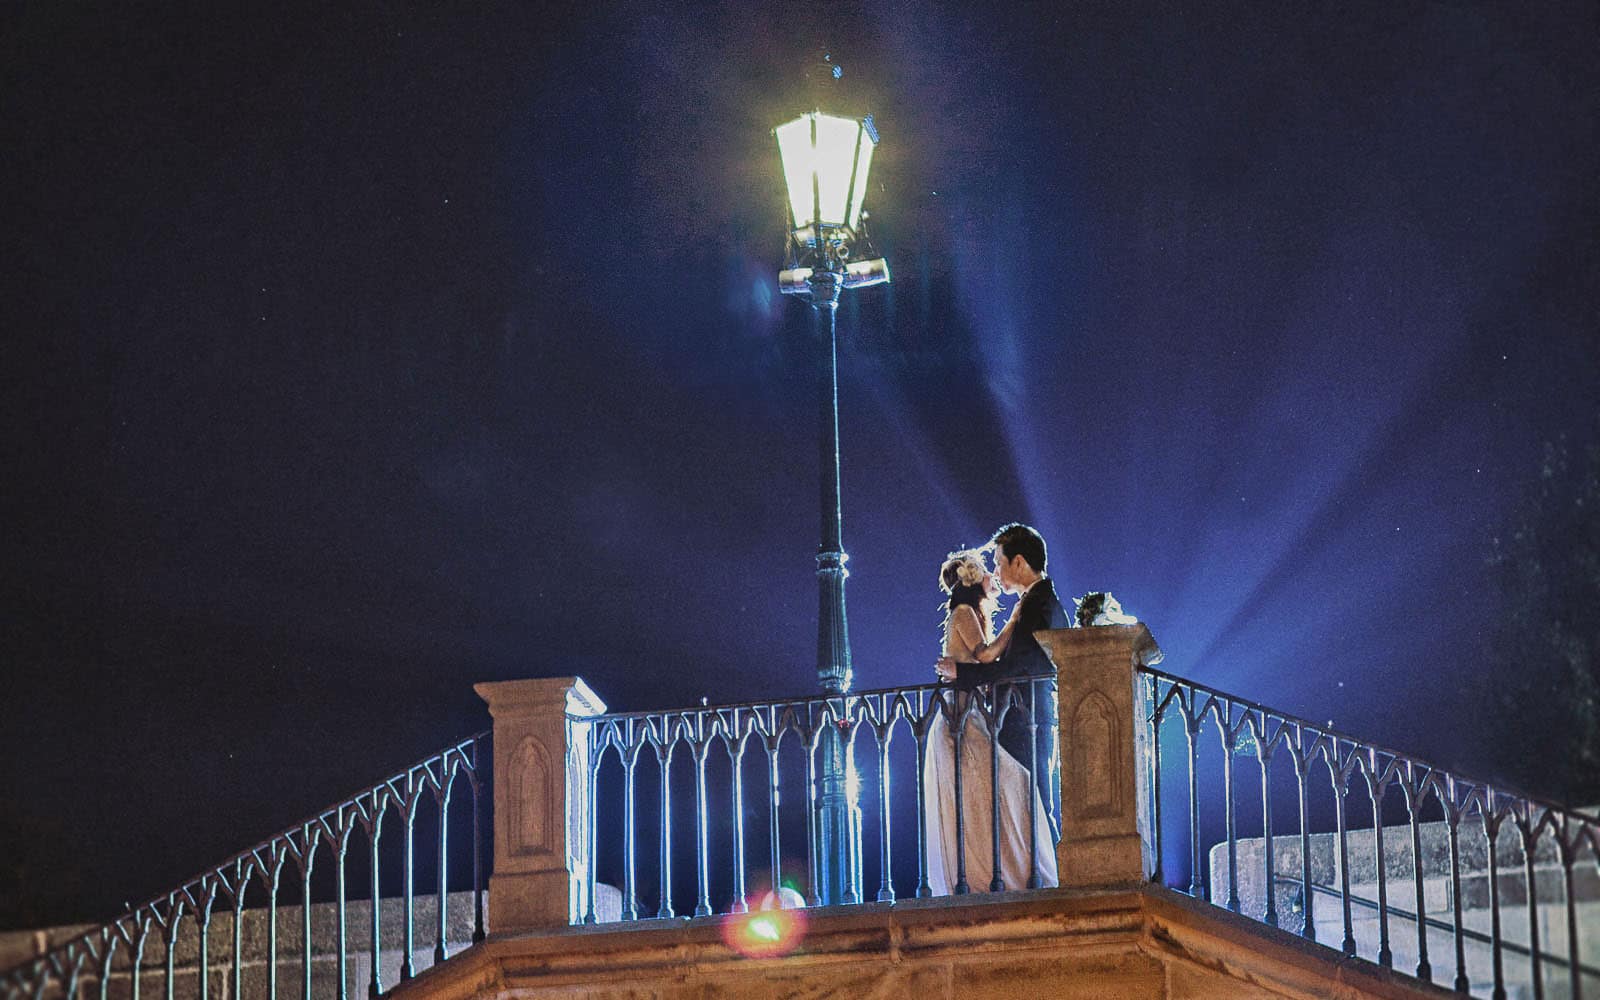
[973,617,1016,663]
[948,605,985,661]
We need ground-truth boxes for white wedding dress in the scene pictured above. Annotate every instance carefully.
[923,610,1058,895]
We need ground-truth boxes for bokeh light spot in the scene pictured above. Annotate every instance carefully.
[721,890,807,958]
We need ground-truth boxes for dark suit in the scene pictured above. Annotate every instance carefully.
[953,576,1069,842]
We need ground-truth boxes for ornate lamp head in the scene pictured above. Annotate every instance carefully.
[774,111,889,293]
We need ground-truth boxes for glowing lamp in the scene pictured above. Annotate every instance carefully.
[775,111,878,256]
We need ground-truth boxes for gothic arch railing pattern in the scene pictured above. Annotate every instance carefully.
[11,664,1599,1000]
[1,734,488,1000]
[1141,667,1600,999]
[578,676,1054,922]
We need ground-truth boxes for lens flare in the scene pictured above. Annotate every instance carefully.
[748,915,781,942]
[721,889,807,958]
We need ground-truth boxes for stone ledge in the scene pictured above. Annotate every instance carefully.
[391,885,1456,1000]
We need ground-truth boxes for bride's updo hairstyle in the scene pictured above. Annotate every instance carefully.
[939,549,996,632]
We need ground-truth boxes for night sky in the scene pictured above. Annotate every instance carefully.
[2,2,1595,929]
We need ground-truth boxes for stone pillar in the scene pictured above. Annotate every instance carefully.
[474,677,607,934]
[1038,624,1163,888]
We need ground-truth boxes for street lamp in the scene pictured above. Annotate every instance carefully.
[774,109,889,906]
[775,112,891,304]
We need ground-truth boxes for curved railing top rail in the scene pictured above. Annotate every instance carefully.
[577,677,1058,761]
[1139,666,1599,825]
[1,729,491,983]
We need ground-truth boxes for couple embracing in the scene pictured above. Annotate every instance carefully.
[925,522,1066,894]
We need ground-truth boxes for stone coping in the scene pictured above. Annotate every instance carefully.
[389,884,1456,1000]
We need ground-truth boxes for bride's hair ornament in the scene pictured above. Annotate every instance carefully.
[938,549,986,594]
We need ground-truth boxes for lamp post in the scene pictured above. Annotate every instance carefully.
[774,109,889,906]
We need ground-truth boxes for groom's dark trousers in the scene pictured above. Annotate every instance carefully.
[952,576,1070,845]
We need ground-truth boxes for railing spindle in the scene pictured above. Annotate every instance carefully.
[1404,769,1432,983]
[335,817,352,1000]
[914,693,934,898]
[1027,680,1043,890]
[1257,720,1278,928]
[129,916,150,1000]
[1446,799,1468,993]
[296,832,317,1000]
[655,724,674,919]
[1522,815,1545,998]
[989,688,1005,893]
[366,797,384,1000]
[1150,691,1165,885]
[1186,709,1202,898]
[60,947,86,1000]
[693,719,713,918]
[471,739,486,943]
[1484,805,1507,1000]
[1220,706,1240,912]
[623,735,640,920]
[1293,728,1314,941]
[767,728,782,906]
[96,933,117,1000]
[584,747,600,926]
[194,885,216,1000]
[432,768,451,953]
[437,769,454,954]
[1331,753,1355,957]
[159,899,181,1000]
[805,728,823,908]
[229,867,250,1000]
[467,742,480,940]
[1560,832,1580,1000]
[875,700,895,903]
[727,714,749,914]
[401,773,419,981]
[952,693,970,895]
[1371,768,1394,968]
[265,845,285,1000]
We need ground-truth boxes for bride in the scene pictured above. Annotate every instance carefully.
[922,550,1058,894]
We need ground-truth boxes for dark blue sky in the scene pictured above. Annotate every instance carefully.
[2,2,1594,926]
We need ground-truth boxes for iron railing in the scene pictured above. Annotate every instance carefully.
[13,664,1599,1000]
[1,733,489,1000]
[576,675,1058,922]
[1275,876,1600,982]
[1142,667,1600,999]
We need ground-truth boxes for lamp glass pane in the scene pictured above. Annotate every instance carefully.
[813,114,861,226]
[775,116,816,228]
[846,132,874,228]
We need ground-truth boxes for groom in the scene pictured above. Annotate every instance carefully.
[935,522,1070,845]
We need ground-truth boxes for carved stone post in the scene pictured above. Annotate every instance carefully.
[474,677,606,933]
[1038,624,1162,888]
